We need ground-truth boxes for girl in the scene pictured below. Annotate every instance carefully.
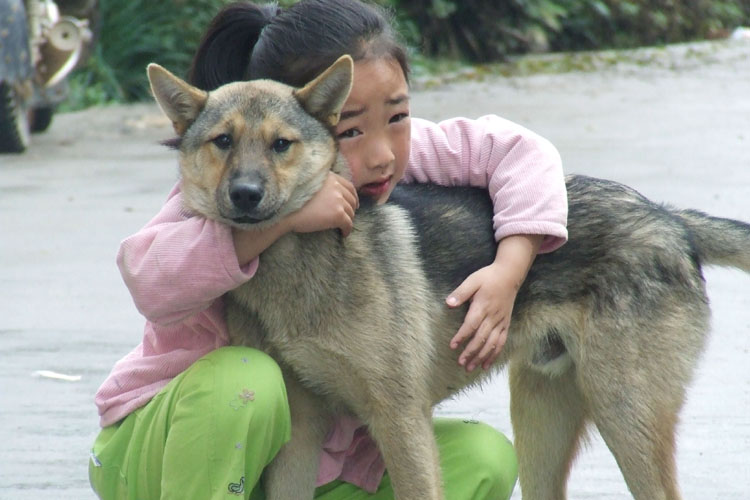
[90,1,568,499]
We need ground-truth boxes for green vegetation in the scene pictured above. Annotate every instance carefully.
[63,0,229,110]
[62,0,750,111]
[389,0,749,59]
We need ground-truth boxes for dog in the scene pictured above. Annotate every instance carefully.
[147,56,750,500]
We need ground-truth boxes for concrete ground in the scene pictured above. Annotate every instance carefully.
[1,40,748,499]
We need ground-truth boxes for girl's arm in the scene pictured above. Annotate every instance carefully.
[405,115,568,371]
[116,188,255,325]
[119,173,357,325]
[405,115,567,251]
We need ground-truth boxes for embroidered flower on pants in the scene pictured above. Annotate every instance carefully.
[229,388,255,410]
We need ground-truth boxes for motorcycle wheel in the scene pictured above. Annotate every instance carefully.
[31,107,55,133]
[0,81,31,154]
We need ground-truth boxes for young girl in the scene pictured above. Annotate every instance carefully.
[90,1,568,499]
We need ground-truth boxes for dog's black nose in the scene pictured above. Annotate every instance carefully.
[230,183,264,212]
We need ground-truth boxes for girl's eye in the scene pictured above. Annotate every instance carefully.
[271,138,292,153]
[337,128,361,139]
[212,134,233,150]
[389,112,409,124]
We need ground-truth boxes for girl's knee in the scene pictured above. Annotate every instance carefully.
[436,419,518,500]
[200,346,280,375]
[195,346,284,390]
[174,347,292,472]
[464,422,518,499]
[182,346,289,423]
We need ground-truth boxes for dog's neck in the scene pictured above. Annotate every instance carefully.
[232,226,346,342]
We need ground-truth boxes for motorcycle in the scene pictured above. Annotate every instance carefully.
[0,0,96,153]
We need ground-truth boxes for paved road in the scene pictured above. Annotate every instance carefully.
[1,40,749,499]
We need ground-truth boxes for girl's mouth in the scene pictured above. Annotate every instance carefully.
[358,177,391,199]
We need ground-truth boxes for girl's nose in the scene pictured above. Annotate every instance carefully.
[366,137,395,171]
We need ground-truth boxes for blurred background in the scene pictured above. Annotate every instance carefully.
[65,0,750,109]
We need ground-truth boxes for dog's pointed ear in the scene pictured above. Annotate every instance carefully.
[294,55,353,128]
[147,63,208,136]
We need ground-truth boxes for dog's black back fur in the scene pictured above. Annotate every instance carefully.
[390,175,735,326]
[388,183,497,295]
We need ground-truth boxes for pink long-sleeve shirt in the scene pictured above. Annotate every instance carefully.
[95,115,568,492]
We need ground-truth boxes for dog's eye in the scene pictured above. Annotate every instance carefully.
[212,134,233,150]
[271,138,292,153]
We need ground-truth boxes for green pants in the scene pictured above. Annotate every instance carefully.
[90,347,517,499]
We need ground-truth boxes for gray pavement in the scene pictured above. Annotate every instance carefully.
[1,40,749,499]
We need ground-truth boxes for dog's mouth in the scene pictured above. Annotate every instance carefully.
[230,214,273,225]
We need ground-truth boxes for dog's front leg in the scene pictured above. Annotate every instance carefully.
[263,374,330,500]
[368,408,443,500]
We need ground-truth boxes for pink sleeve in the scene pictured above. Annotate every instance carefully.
[404,116,568,253]
[117,184,259,325]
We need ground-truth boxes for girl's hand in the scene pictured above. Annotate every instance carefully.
[287,172,359,236]
[232,173,358,266]
[446,234,543,372]
[446,263,517,372]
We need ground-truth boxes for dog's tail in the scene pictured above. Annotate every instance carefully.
[676,209,750,273]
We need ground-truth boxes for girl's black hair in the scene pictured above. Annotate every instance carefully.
[188,0,409,91]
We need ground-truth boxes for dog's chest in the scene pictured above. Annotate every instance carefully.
[230,233,343,341]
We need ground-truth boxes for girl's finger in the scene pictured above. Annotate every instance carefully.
[350,186,360,209]
[339,213,353,237]
[458,314,492,371]
[337,176,359,208]
[466,320,497,371]
[481,326,508,370]
[341,184,358,210]
[450,303,483,349]
[342,195,356,220]
[446,273,480,308]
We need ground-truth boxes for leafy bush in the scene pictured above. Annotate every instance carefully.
[552,0,750,51]
[387,0,750,60]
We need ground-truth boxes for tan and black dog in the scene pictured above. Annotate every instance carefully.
[147,56,750,500]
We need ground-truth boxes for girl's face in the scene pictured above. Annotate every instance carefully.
[335,57,411,204]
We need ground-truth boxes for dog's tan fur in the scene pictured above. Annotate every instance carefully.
[147,57,750,500]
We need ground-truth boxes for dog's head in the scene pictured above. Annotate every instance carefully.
[147,56,353,228]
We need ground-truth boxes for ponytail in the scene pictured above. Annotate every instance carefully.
[188,2,279,91]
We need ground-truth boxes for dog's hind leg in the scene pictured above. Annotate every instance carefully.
[368,407,444,500]
[581,356,684,500]
[263,375,331,500]
[578,304,709,500]
[591,408,681,500]
[510,361,587,500]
